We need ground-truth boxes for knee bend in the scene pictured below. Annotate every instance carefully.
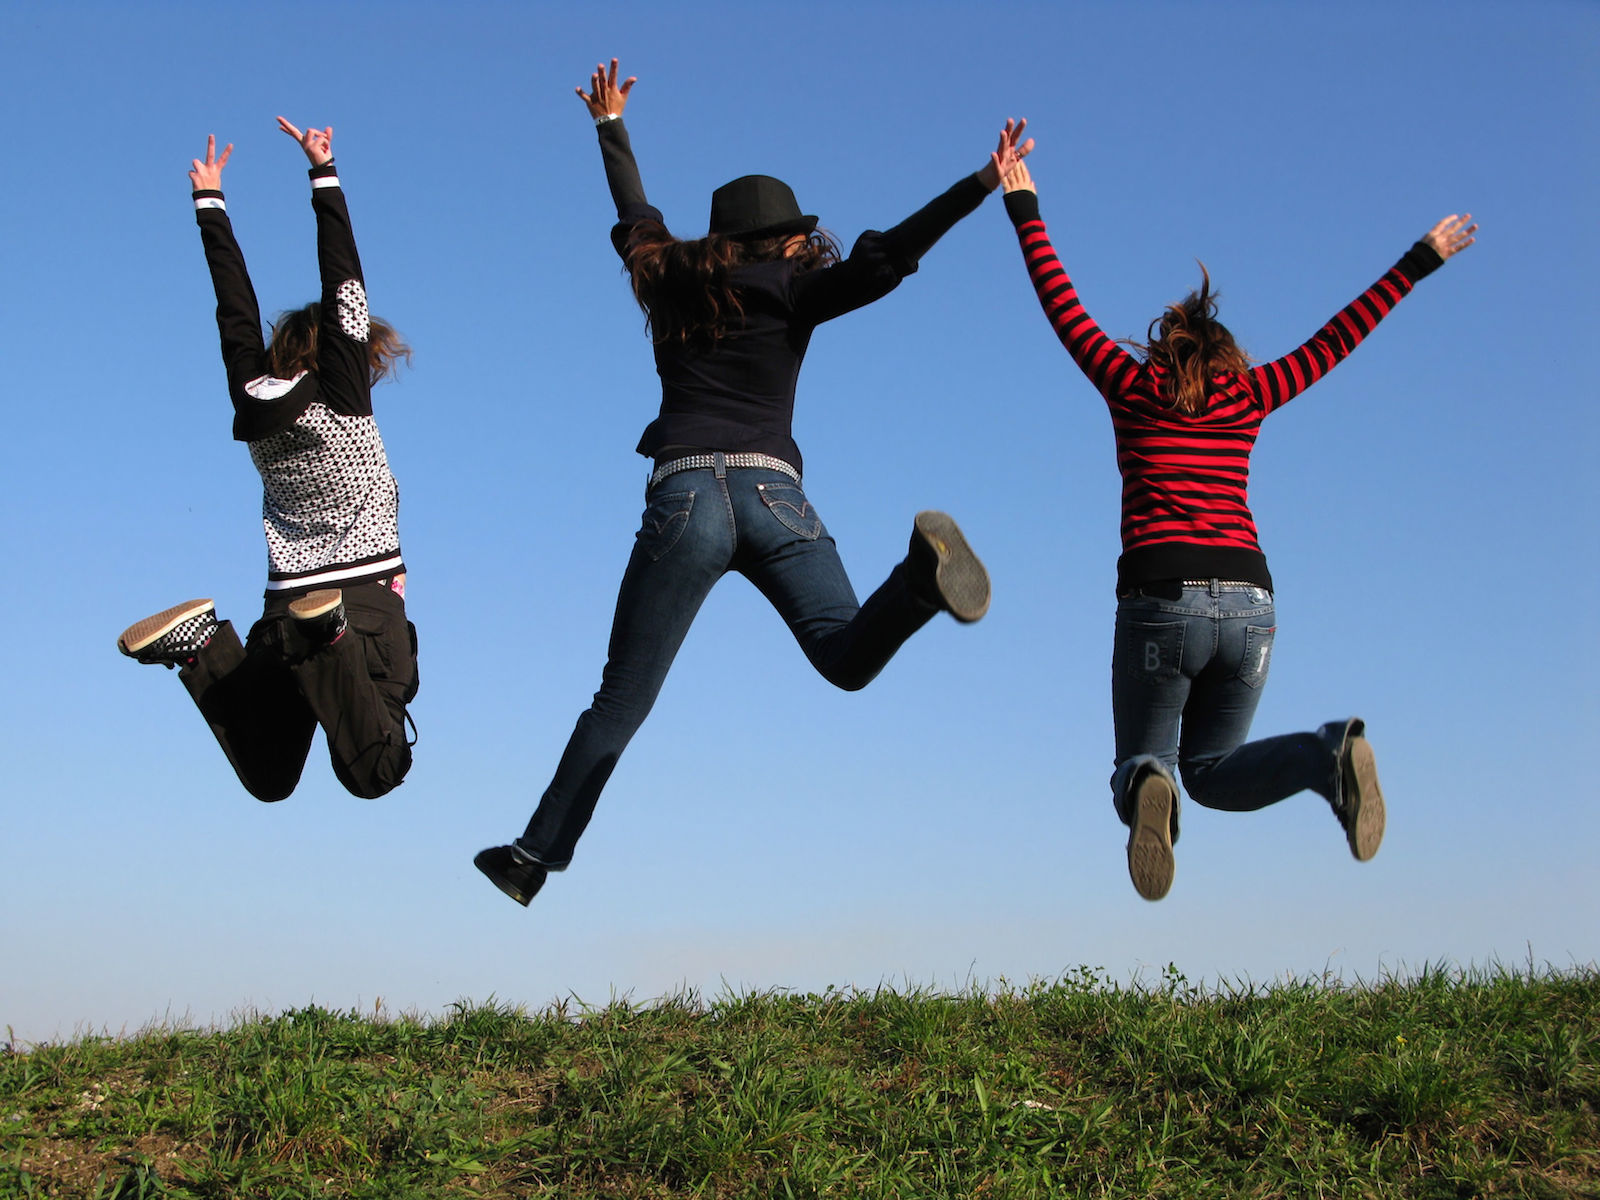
[340,745,412,800]
[245,782,297,804]
[1178,759,1222,806]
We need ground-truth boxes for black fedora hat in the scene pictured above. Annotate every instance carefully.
[708,175,818,239]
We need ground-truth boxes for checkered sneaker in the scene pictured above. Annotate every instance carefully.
[118,600,218,668]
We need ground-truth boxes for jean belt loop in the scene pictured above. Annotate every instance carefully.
[1209,578,1220,598]
[712,451,727,480]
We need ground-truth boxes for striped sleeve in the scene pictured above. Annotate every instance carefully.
[1004,190,1141,404]
[1247,241,1444,412]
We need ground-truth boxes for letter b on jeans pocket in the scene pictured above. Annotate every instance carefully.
[1121,619,1185,682]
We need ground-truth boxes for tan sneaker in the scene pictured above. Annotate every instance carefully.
[1319,718,1386,861]
[118,600,217,669]
[289,589,346,647]
[909,511,990,622]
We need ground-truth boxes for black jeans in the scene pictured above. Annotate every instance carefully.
[179,582,419,801]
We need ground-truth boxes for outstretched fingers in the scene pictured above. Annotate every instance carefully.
[1425,212,1478,260]
[577,56,636,118]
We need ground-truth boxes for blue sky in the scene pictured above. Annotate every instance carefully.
[2,0,1596,1043]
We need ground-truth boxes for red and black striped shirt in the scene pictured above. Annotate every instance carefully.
[1004,190,1442,592]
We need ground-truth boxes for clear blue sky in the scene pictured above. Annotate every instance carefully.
[3,0,1595,1043]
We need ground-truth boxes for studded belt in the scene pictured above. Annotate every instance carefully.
[1181,580,1261,588]
[649,452,801,489]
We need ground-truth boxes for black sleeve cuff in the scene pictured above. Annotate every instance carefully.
[1394,240,1444,284]
[1003,190,1041,226]
[309,161,339,181]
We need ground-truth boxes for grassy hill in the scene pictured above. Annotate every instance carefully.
[3,965,1596,1198]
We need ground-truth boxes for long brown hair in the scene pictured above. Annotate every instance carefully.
[268,303,413,386]
[623,221,841,345]
[1124,264,1250,415]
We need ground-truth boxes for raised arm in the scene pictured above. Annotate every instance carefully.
[792,119,1034,325]
[1000,161,1143,403]
[577,57,661,255]
[877,118,1033,266]
[1246,213,1477,412]
[279,116,373,416]
[190,135,279,413]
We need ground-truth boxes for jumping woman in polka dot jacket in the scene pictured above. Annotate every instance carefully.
[117,118,419,802]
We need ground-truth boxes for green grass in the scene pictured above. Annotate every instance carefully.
[3,965,1596,1198]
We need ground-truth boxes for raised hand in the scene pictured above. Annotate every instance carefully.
[188,134,233,191]
[1001,161,1036,196]
[1423,213,1477,260]
[277,116,333,166]
[576,57,636,120]
[978,118,1034,191]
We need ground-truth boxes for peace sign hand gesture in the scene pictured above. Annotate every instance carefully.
[188,134,233,191]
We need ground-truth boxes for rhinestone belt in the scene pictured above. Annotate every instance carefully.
[649,452,801,489]
[1181,579,1262,587]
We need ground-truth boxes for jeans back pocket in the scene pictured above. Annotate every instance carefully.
[1117,618,1186,682]
[637,490,696,562]
[1238,624,1275,688]
[756,482,822,540]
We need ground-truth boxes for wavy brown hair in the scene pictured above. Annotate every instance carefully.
[1123,264,1251,415]
[268,303,413,386]
[623,221,841,345]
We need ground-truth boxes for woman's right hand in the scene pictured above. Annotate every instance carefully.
[188,134,232,191]
[1423,213,1477,260]
[577,57,636,120]
[1001,161,1036,195]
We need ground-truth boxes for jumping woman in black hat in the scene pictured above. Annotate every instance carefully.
[474,59,1031,905]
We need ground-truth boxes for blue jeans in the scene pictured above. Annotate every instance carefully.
[520,458,937,867]
[1111,581,1339,817]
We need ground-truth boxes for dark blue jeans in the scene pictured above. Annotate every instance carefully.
[520,458,936,867]
[1111,581,1339,817]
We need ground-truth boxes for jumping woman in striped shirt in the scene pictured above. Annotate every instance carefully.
[999,159,1474,901]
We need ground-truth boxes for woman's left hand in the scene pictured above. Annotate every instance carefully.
[978,118,1034,191]
[278,116,333,166]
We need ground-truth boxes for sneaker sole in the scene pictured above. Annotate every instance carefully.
[914,511,990,623]
[474,849,535,907]
[118,599,214,656]
[1344,736,1386,862]
[1127,773,1176,901]
[289,589,344,621]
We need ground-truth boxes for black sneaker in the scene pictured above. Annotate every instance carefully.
[474,844,547,907]
[289,589,347,648]
[118,600,218,669]
[1318,718,1385,861]
[908,511,990,622]
[1123,761,1178,901]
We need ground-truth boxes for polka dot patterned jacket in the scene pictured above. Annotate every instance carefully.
[193,161,404,598]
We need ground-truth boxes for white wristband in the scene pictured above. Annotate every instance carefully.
[594,113,621,126]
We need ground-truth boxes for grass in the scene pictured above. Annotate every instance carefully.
[2,964,1596,1198]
